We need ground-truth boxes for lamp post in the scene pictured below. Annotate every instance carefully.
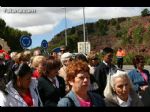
[83,7,86,54]
[62,7,68,46]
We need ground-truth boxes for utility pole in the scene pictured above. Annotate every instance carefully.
[64,7,67,46]
[83,7,86,54]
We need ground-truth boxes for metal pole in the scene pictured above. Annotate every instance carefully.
[64,8,67,46]
[83,7,86,54]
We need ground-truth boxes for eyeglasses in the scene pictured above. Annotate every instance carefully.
[60,50,66,52]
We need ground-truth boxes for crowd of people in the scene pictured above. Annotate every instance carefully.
[0,44,150,107]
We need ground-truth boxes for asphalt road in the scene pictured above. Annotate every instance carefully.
[121,65,150,73]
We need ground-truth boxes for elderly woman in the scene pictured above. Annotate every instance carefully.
[57,60,105,107]
[128,55,150,97]
[4,63,43,107]
[104,70,144,107]
[59,52,73,93]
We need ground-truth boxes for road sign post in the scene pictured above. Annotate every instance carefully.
[41,39,49,56]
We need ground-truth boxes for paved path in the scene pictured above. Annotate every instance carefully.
[121,65,150,73]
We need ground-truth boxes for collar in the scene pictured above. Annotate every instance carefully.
[116,95,132,107]
[48,76,57,82]
[103,60,109,66]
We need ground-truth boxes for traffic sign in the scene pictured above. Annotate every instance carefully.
[41,40,48,49]
[20,35,32,48]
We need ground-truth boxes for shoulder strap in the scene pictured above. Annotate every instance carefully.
[64,96,76,107]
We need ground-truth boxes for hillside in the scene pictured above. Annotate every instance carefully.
[48,15,150,56]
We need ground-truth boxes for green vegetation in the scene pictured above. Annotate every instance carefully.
[141,8,150,17]
[48,13,150,64]
[0,18,31,52]
[1,9,150,64]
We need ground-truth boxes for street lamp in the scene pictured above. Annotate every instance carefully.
[83,7,86,54]
[62,7,68,46]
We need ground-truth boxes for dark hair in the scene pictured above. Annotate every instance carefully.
[75,53,88,63]
[102,47,114,56]
[132,55,145,68]
[46,59,61,73]
[12,63,32,85]
[14,63,32,77]
[0,45,2,50]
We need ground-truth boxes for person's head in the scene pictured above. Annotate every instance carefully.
[22,50,32,63]
[13,52,23,64]
[132,55,145,70]
[60,52,73,66]
[66,60,90,93]
[60,45,67,54]
[46,59,61,78]
[32,55,47,75]
[87,51,99,66]
[33,49,41,56]
[104,70,133,101]
[51,51,58,59]
[75,53,88,63]
[101,47,114,64]
[10,52,17,60]
[13,63,32,90]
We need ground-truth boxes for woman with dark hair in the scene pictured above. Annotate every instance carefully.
[75,53,88,63]
[4,63,43,107]
[128,55,150,98]
[38,59,66,106]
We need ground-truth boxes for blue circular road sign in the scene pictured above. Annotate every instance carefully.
[41,40,48,49]
[20,35,32,48]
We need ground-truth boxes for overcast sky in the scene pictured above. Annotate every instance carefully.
[0,7,150,48]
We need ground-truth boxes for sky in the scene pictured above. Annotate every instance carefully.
[0,7,150,49]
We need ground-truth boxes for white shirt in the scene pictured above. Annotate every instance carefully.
[116,95,132,107]
[0,91,6,106]
[103,60,109,66]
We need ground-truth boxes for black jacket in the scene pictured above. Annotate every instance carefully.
[141,84,150,106]
[38,75,66,106]
[94,62,117,97]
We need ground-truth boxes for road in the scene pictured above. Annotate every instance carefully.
[122,65,150,73]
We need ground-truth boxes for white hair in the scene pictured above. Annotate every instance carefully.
[104,70,134,99]
[60,52,72,65]
[10,52,17,58]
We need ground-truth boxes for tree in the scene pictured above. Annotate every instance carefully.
[98,19,108,36]
[132,25,144,44]
[141,8,150,17]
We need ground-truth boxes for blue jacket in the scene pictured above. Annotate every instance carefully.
[57,90,105,107]
[128,69,150,92]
